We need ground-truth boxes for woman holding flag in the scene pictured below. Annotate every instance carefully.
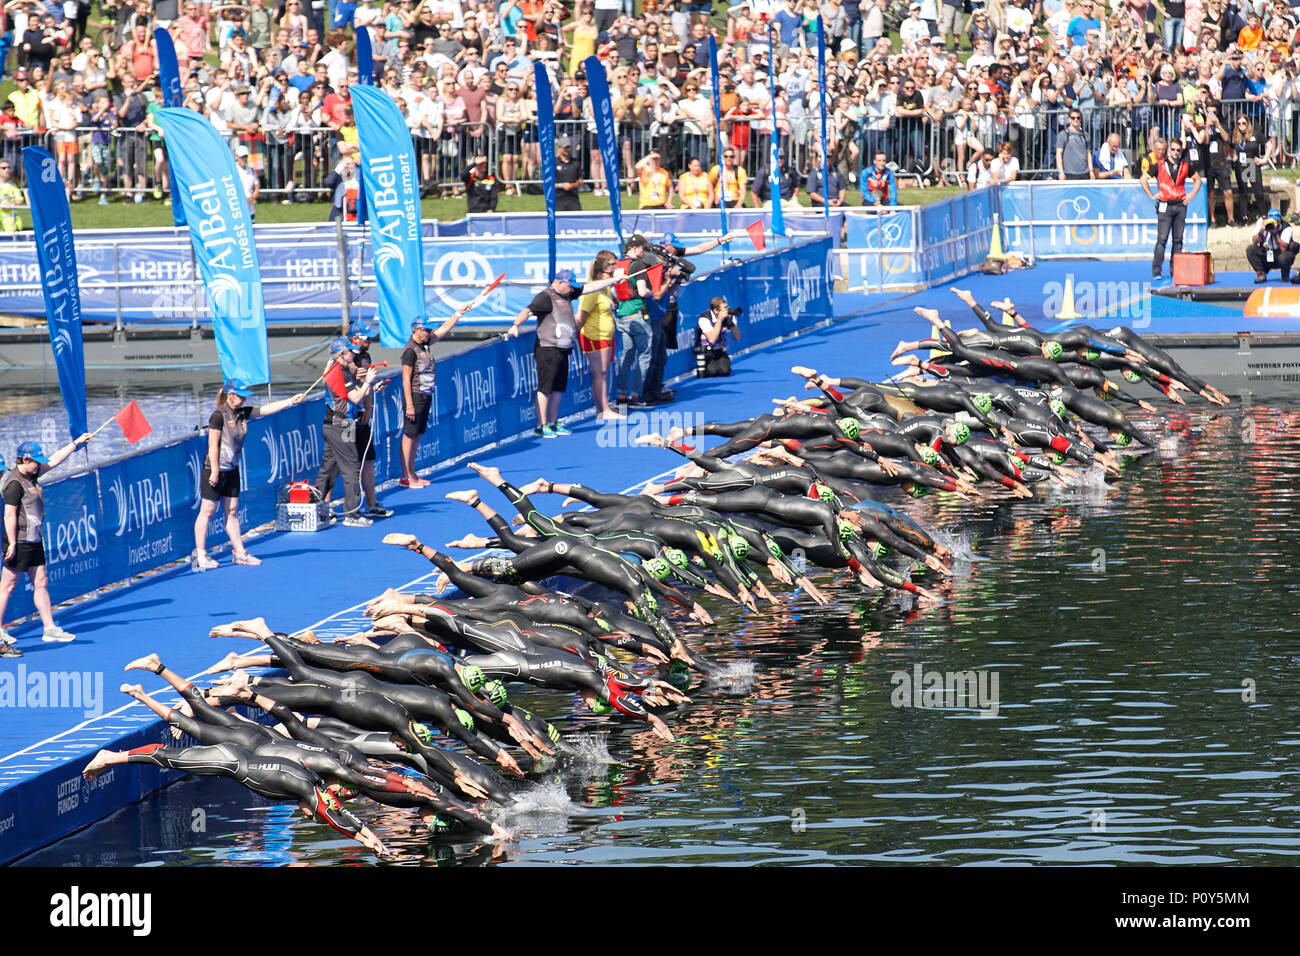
[193,381,306,570]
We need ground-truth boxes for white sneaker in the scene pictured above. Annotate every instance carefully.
[342,515,373,527]
[193,551,219,571]
[0,627,15,645]
[42,625,75,643]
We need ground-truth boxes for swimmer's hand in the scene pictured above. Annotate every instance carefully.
[879,457,902,477]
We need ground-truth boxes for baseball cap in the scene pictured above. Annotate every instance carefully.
[349,321,376,339]
[626,233,650,248]
[13,68,27,80]
[555,135,572,147]
[235,145,250,157]
[223,379,254,397]
[15,441,48,464]
[554,268,577,285]
[663,231,680,246]
[328,336,354,354]
[411,317,431,331]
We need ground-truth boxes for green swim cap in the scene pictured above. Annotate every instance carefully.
[1083,348,1100,361]
[836,417,861,440]
[813,481,835,503]
[664,547,688,570]
[460,664,485,692]
[870,541,890,559]
[454,707,475,732]
[1116,432,1133,446]
[950,422,970,445]
[908,483,930,498]
[765,537,784,559]
[973,393,993,415]
[837,519,856,542]
[483,679,509,709]
[921,447,941,467]
[1049,398,1067,419]
[642,591,658,615]
[644,556,672,581]
[1122,369,1142,383]
[1044,340,1064,361]
[591,697,615,715]
[546,723,561,744]
[730,535,749,561]
[413,722,434,746]
[667,661,692,692]
[1051,451,1067,465]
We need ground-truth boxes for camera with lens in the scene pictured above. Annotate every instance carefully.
[627,239,698,279]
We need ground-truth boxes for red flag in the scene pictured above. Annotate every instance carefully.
[745,220,766,252]
[646,262,665,297]
[114,400,152,444]
[323,361,348,400]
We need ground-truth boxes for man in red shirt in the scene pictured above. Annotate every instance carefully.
[321,76,351,131]
[121,23,159,84]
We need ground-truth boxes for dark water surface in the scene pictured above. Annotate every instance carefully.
[16,402,1300,866]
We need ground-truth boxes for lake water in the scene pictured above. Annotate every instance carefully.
[14,400,1300,866]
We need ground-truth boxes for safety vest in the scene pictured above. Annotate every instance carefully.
[679,171,710,208]
[1155,158,1189,202]
[343,178,360,223]
[638,167,670,207]
[0,180,23,232]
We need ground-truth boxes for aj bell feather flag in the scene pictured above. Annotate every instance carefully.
[535,60,558,283]
[22,145,88,439]
[154,27,186,227]
[584,55,623,242]
[156,108,271,385]
[350,83,426,349]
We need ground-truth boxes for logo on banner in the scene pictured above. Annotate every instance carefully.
[374,245,405,271]
[186,449,204,509]
[41,155,56,183]
[786,259,805,322]
[748,277,780,326]
[207,273,247,318]
[262,423,322,485]
[505,348,537,401]
[51,326,73,359]
[433,251,494,307]
[451,364,496,419]
[47,505,98,565]
[107,472,173,539]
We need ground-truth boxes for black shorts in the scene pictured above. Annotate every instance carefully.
[4,541,46,573]
[200,463,241,501]
[535,344,571,394]
[404,392,433,438]
[355,421,376,462]
[1206,165,1232,190]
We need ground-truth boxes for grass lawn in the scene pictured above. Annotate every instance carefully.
[58,184,964,229]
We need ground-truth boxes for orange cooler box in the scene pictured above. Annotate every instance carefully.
[1172,252,1214,286]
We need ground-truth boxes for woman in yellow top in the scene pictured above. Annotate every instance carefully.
[563,8,600,76]
[635,150,674,208]
[677,156,715,208]
[576,250,622,421]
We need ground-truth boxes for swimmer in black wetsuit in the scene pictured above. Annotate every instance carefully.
[83,741,388,856]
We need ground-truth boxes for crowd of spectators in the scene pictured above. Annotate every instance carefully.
[1,0,1299,223]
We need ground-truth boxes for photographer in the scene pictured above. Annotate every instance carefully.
[695,297,742,378]
[1246,208,1298,283]
[637,229,746,405]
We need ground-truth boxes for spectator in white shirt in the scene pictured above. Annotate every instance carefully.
[989,140,1019,182]
[967,151,993,189]
[1093,131,1129,179]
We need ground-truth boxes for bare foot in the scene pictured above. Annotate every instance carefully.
[120,682,144,697]
[445,489,480,505]
[382,532,418,548]
[518,478,550,496]
[952,287,976,305]
[790,365,818,379]
[83,749,117,782]
[914,306,941,323]
[124,653,162,673]
[446,534,490,549]
[467,462,503,486]
[634,433,665,446]
[890,340,916,360]
[203,651,244,675]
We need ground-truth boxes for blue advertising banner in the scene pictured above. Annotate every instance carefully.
[157,108,271,384]
[707,37,728,241]
[355,25,373,84]
[1000,181,1209,258]
[534,61,557,283]
[843,208,924,289]
[350,84,426,349]
[21,145,88,439]
[154,27,186,227]
[584,56,623,243]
